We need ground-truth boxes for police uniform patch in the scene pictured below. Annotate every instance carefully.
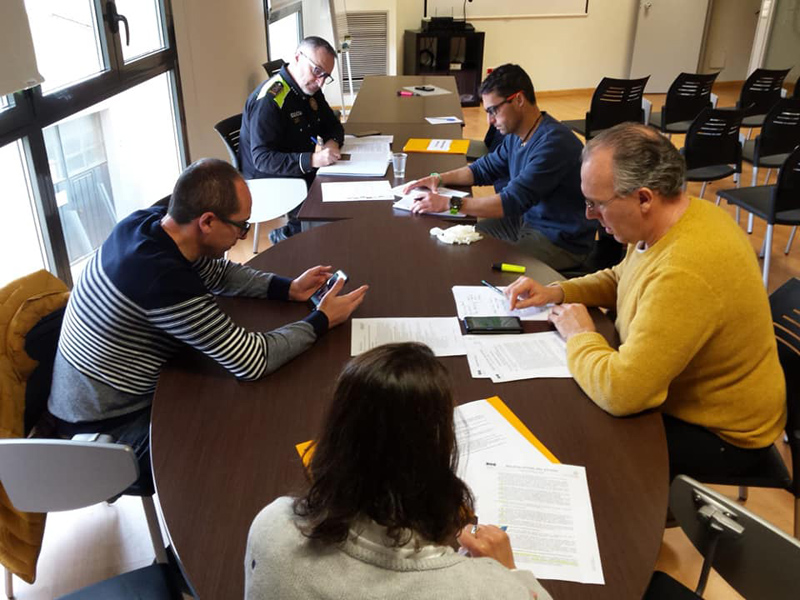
[309,97,318,111]
[267,81,283,96]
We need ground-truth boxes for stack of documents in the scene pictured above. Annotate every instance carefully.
[457,397,604,585]
[317,135,393,177]
[390,181,469,217]
[321,180,394,202]
[350,317,465,357]
[464,332,571,382]
[425,116,464,124]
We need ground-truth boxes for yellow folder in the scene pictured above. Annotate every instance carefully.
[295,395,558,467]
[403,138,471,154]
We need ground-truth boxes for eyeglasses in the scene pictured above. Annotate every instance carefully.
[584,195,619,213]
[217,214,251,238]
[484,91,521,117]
[299,51,335,86]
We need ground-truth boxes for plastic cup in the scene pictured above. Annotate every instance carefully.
[392,152,408,178]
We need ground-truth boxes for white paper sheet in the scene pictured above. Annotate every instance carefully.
[425,116,464,124]
[321,180,394,202]
[317,154,389,177]
[391,195,467,218]
[464,332,571,382]
[427,139,452,152]
[390,180,469,199]
[451,286,550,321]
[402,85,452,96]
[350,317,465,357]
[341,134,394,152]
[469,461,605,585]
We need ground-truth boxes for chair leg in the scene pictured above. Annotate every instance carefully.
[786,226,797,254]
[738,486,749,501]
[715,194,721,206]
[735,207,741,224]
[752,166,758,187]
[762,224,774,289]
[142,496,169,564]
[759,236,766,258]
[699,182,707,199]
[795,497,799,539]
[747,213,754,234]
[746,127,753,139]
[765,168,772,185]
[253,223,260,254]
[4,568,12,599]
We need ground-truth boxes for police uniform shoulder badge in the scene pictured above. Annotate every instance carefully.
[267,81,284,97]
[309,97,318,111]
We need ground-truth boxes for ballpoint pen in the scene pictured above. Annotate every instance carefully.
[309,135,323,146]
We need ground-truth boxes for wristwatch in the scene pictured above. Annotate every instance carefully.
[449,196,463,215]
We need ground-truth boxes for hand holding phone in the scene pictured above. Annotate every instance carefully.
[308,270,348,309]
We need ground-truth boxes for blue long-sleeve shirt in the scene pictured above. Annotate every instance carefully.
[469,113,594,255]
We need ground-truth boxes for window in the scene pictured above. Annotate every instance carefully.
[265,1,303,62]
[0,1,185,288]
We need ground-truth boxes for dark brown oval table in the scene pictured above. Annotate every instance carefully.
[151,216,668,600]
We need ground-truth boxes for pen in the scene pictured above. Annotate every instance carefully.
[492,262,526,274]
[481,279,505,298]
[310,135,323,146]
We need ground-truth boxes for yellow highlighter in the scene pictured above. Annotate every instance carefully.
[491,262,526,274]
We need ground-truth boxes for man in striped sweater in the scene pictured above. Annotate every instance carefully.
[47,159,368,492]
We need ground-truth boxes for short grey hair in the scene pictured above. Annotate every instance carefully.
[583,123,685,198]
[298,36,337,59]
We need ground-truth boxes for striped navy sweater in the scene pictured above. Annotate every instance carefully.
[48,206,326,423]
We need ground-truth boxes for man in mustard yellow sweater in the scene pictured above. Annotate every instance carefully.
[506,123,786,480]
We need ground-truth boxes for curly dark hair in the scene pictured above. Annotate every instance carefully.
[293,343,474,546]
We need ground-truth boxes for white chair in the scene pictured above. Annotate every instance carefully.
[0,438,178,599]
[245,178,308,253]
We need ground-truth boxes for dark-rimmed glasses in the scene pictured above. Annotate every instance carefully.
[217,215,251,238]
[484,91,521,117]
[299,51,335,86]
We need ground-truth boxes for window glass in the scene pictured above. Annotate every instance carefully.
[269,11,301,62]
[1,96,14,111]
[0,141,48,287]
[44,72,181,280]
[115,0,167,63]
[24,0,105,93]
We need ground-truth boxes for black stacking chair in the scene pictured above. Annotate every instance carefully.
[740,98,800,233]
[680,107,743,199]
[262,58,287,76]
[736,67,792,135]
[213,113,243,171]
[648,72,719,139]
[562,76,650,140]
[643,475,800,599]
[717,147,800,288]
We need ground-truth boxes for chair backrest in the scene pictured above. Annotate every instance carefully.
[773,144,800,214]
[661,72,718,128]
[770,277,800,496]
[262,58,287,76]
[737,67,792,117]
[671,475,800,599]
[586,75,650,135]
[683,107,744,170]
[213,113,243,171]
[756,97,800,158]
[0,439,139,512]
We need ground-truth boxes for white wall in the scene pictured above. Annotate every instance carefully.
[394,0,640,91]
[700,0,762,81]
[764,0,800,83]
[172,0,268,162]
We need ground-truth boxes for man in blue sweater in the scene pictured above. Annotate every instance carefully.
[48,159,367,492]
[405,64,594,271]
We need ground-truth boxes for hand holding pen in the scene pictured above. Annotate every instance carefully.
[309,135,341,168]
[457,521,516,570]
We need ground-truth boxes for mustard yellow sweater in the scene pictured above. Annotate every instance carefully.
[559,198,786,449]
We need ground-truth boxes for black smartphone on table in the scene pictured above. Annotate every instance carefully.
[463,316,523,334]
[308,270,348,309]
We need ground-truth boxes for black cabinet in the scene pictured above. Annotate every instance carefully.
[404,29,485,106]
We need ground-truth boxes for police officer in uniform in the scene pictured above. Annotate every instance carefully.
[240,36,345,243]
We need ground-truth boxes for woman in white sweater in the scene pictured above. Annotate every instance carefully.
[244,342,552,600]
